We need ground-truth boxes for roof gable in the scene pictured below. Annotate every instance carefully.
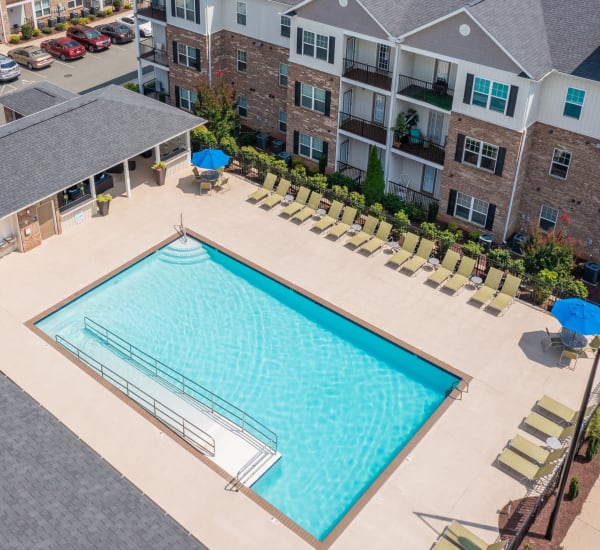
[1,81,77,117]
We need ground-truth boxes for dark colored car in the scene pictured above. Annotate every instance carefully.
[67,25,111,52]
[97,23,135,44]
[41,38,86,61]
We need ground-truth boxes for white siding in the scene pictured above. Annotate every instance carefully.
[289,17,344,76]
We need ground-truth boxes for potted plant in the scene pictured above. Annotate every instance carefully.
[152,160,167,185]
[393,112,408,146]
[96,193,112,216]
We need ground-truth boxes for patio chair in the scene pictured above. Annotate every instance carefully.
[360,221,393,256]
[584,335,600,357]
[524,411,576,441]
[199,180,212,194]
[387,232,419,268]
[486,274,522,315]
[327,207,358,240]
[498,448,558,485]
[261,179,291,209]
[401,238,435,275]
[248,172,277,202]
[432,536,460,550]
[192,166,202,180]
[559,349,580,369]
[469,267,503,307]
[508,434,567,465]
[281,186,311,218]
[347,216,379,249]
[438,520,507,550]
[292,191,323,224]
[442,256,477,295]
[543,327,563,351]
[536,395,594,424]
[312,200,344,232]
[214,176,230,192]
[427,250,460,287]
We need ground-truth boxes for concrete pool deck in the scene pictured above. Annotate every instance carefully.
[0,165,598,549]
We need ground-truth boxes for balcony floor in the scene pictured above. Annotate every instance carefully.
[399,84,453,111]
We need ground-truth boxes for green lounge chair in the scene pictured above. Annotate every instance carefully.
[486,274,521,315]
[347,216,379,249]
[292,191,323,224]
[443,256,477,295]
[327,207,358,240]
[387,232,419,268]
[433,536,459,550]
[524,411,576,441]
[401,238,435,275]
[281,186,310,217]
[360,221,393,256]
[498,448,557,484]
[261,178,291,209]
[248,172,277,202]
[312,200,344,232]
[536,395,592,424]
[508,434,567,465]
[427,250,460,287]
[470,267,503,307]
[440,520,507,550]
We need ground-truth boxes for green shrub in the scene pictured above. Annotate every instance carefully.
[419,222,438,240]
[468,229,481,242]
[123,82,139,92]
[9,34,20,44]
[487,248,513,269]
[96,10,106,17]
[113,0,122,9]
[381,193,404,215]
[219,135,239,156]
[427,201,439,222]
[70,17,80,25]
[348,191,365,212]
[55,22,66,31]
[20,23,32,39]
[32,28,41,37]
[587,436,600,462]
[41,26,53,34]
[511,258,526,274]
[586,407,600,439]
[437,230,456,258]
[105,7,113,15]
[532,269,558,305]
[454,229,464,243]
[393,210,410,230]
[190,126,217,151]
[567,477,580,500]
[369,202,384,220]
[462,240,483,259]
[309,173,328,193]
[447,222,459,234]
[523,544,534,550]
[239,145,258,174]
[290,156,303,169]
[331,185,349,201]
[88,14,96,20]
[327,172,357,192]
[124,2,133,8]
[556,275,589,299]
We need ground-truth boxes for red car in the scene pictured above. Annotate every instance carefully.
[41,38,86,61]
[67,25,111,52]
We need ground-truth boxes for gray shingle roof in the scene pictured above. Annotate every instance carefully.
[0,84,204,220]
[0,81,77,116]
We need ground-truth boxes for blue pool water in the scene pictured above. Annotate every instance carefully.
[36,239,459,540]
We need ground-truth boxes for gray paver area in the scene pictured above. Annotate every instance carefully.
[0,372,207,550]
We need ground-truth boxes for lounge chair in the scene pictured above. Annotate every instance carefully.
[401,238,435,275]
[543,327,563,351]
[327,207,358,240]
[559,349,580,369]
[312,200,344,232]
[248,172,277,202]
[470,267,503,307]
[584,335,600,357]
[498,448,557,484]
[508,433,566,465]
[524,411,576,441]
[360,221,393,256]
[387,232,419,268]
[442,256,477,295]
[427,250,460,287]
[281,186,310,217]
[486,274,521,315]
[536,395,593,424]
[438,520,507,550]
[292,191,323,224]
[347,216,379,249]
[261,179,291,209]
[199,180,212,194]
[432,536,460,550]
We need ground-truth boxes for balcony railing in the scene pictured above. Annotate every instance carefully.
[143,79,169,103]
[388,180,439,210]
[336,161,365,186]
[339,112,387,144]
[342,58,392,91]
[397,74,454,111]
[392,135,446,165]
[140,39,168,66]
[137,0,167,22]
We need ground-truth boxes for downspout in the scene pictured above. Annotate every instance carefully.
[383,37,403,191]
[205,1,212,87]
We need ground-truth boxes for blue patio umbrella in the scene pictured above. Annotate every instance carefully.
[191,149,230,170]
[551,298,600,335]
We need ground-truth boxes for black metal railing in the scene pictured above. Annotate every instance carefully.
[336,161,366,186]
[137,0,167,21]
[140,38,168,66]
[388,180,439,211]
[392,135,446,165]
[397,74,454,111]
[339,112,387,144]
[342,58,392,91]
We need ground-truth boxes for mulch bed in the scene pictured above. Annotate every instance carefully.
[498,441,600,549]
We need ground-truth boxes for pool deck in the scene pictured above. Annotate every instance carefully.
[1,163,598,549]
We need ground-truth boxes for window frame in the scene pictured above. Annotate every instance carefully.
[279,63,288,87]
[67,0,83,8]
[563,87,585,119]
[280,15,291,38]
[472,76,510,114]
[463,136,499,173]
[177,43,198,69]
[35,0,51,17]
[299,132,324,160]
[300,83,326,114]
[454,191,489,227]
[175,0,196,22]
[549,148,571,180]
[278,111,287,133]
[539,205,559,231]
[236,49,247,72]
[302,30,329,60]
[238,96,248,118]
[179,87,198,112]
[236,2,247,26]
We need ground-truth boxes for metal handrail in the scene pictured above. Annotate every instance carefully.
[339,112,387,144]
[55,335,216,456]
[83,317,278,452]
[388,180,439,210]
[342,58,392,90]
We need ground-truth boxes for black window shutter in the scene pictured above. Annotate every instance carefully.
[296,28,303,55]
[195,48,201,71]
[485,204,496,230]
[454,134,465,163]
[294,81,300,106]
[447,189,457,216]
[495,147,506,176]
[328,36,335,64]
[172,41,178,64]
[463,73,474,104]
[174,85,180,108]
[171,0,175,17]
[324,91,331,116]
[322,142,328,162]
[506,85,518,117]
[194,0,200,23]
[293,130,299,154]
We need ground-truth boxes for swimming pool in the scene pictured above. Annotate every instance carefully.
[36,238,459,541]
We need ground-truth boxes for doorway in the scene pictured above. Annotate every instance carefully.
[37,200,57,240]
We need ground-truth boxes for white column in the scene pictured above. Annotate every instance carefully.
[154,144,161,162]
[124,160,131,198]
[89,176,96,199]
[186,132,192,163]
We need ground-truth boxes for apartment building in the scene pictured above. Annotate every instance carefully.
[136,0,600,254]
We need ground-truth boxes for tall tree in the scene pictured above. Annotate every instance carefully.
[194,81,239,143]
[363,146,385,205]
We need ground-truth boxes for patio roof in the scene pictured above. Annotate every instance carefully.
[0,81,77,117]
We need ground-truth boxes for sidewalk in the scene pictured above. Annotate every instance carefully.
[563,475,600,548]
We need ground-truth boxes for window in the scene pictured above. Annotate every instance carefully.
[316,34,328,61]
[455,192,489,226]
[238,96,247,118]
[279,111,287,133]
[279,63,288,87]
[236,2,246,26]
[299,133,324,160]
[281,15,291,37]
[563,87,585,119]
[175,0,195,22]
[34,0,51,17]
[550,148,571,179]
[236,49,247,72]
[539,205,559,231]
[302,31,315,57]
[67,0,83,8]
[302,30,329,60]
[177,43,198,69]
[463,137,499,172]
[179,87,197,111]
[377,44,390,71]
[472,77,509,113]
[301,83,326,114]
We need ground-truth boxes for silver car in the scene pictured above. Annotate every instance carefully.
[115,15,152,38]
[0,54,21,82]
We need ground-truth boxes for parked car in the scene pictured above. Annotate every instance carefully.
[97,23,135,44]
[115,15,152,37]
[41,38,86,61]
[8,46,53,70]
[67,25,111,52]
[0,53,21,82]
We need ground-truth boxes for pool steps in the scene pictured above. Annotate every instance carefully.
[156,240,209,265]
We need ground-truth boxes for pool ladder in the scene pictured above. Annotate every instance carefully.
[447,379,470,400]
[175,212,187,243]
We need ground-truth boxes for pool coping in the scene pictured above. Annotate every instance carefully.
[26,229,472,550]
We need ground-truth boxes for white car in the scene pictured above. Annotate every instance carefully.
[115,15,152,38]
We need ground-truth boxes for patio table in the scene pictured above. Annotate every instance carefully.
[560,328,588,350]
[200,170,220,188]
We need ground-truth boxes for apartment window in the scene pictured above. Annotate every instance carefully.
[179,88,197,111]
[301,83,326,114]
[238,96,248,117]
[67,0,83,8]
[177,43,199,69]
[279,63,288,87]
[463,137,499,172]
[302,31,329,60]
[34,0,51,17]
[299,133,324,160]
[455,192,489,227]
[550,148,571,179]
[280,15,291,37]
[563,87,585,119]
[316,34,328,61]
[472,77,509,113]
[539,205,559,231]
[237,50,247,72]
[302,31,315,57]
[236,2,246,25]
[377,44,390,71]
[175,0,196,22]
[279,111,287,133]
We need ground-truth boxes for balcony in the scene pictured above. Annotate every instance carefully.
[143,79,169,103]
[137,0,167,22]
[392,135,445,166]
[342,59,392,91]
[397,75,454,111]
[140,39,168,67]
[339,112,387,144]
[388,180,439,210]
[336,161,365,186]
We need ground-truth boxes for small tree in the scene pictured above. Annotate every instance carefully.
[363,146,385,206]
[194,80,239,143]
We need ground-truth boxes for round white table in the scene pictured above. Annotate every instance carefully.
[316,208,326,218]
[351,223,362,233]
[546,436,561,450]
[284,194,294,204]
[470,276,483,288]
[427,257,440,269]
